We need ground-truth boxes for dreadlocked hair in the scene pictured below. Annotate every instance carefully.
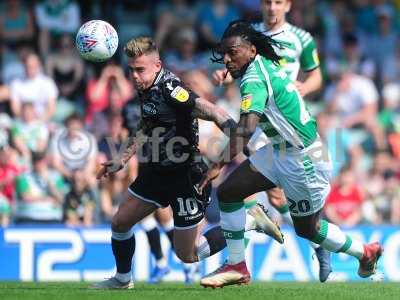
[211,20,282,64]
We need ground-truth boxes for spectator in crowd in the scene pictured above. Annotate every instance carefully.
[98,113,127,161]
[370,5,398,67]
[324,68,386,151]
[64,169,96,226]
[325,165,364,227]
[15,151,66,224]
[317,111,364,177]
[0,0,35,51]
[363,151,400,224]
[0,85,10,113]
[164,27,209,76]
[326,33,376,80]
[1,43,32,85]
[154,0,197,51]
[99,157,135,222]
[46,34,84,107]
[85,63,133,124]
[9,53,58,122]
[233,0,261,19]
[0,144,20,227]
[50,113,98,185]
[382,45,400,84]
[99,113,137,221]
[378,83,400,158]
[198,0,239,47]
[11,101,49,165]
[34,0,81,57]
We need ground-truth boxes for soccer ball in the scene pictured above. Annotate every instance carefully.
[75,20,118,62]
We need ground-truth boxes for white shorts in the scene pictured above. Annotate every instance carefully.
[249,139,333,217]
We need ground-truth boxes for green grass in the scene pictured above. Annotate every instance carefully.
[0,282,399,300]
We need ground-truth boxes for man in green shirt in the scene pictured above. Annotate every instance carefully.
[15,151,66,223]
[199,20,382,288]
[212,0,330,282]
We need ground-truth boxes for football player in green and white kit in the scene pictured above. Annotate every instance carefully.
[199,20,383,288]
[212,0,332,282]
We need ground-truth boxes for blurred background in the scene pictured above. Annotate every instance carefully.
[0,0,399,282]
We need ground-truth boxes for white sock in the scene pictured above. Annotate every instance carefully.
[245,213,256,231]
[162,219,174,232]
[219,202,246,265]
[312,220,364,259]
[281,211,293,226]
[115,272,131,282]
[141,217,157,231]
[156,257,167,268]
[196,235,211,260]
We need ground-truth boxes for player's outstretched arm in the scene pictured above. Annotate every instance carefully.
[96,130,145,180]
[192,97,238,134]
[221,112,260,166]
[197,113,260,192]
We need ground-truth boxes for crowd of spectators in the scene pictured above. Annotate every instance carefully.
[0,0,399,227]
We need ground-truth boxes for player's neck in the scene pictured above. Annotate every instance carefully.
[264,19,287,33]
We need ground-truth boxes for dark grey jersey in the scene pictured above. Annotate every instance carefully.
[135,68,200,169]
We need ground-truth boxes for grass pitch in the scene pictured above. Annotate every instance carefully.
[1,282,399,300]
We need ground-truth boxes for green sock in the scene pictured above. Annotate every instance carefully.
[276,203,289,214]
[244,199,257,210]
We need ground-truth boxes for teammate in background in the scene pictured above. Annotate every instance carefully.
[91,36,282,289]
[199,20,383,288]
[212,0,331,282]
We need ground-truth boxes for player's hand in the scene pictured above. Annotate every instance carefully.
[96,159,124,179]
[212,69,233,86]
[196,163,221,194]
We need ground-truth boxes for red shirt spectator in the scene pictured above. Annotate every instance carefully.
[0,147,20,203]
[325,166,364,226]
[85,64,133,123]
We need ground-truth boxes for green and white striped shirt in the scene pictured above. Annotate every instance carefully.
[240,55,317,149]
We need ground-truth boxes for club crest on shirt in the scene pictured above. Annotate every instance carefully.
[171,86,189,102]
[241,94,252,111]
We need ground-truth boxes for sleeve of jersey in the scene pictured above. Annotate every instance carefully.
[162,79,197,112]
[300,37,320,72]
[239,80,268,115]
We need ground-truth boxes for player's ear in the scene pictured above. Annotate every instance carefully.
[155,58,162,70]
[250,44,257,58]
[285,0,292,13]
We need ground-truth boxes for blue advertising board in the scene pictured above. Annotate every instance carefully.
[0,225,398,281]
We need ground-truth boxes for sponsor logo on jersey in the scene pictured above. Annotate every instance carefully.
[171,86,189,102]
[241,95,252,111]
[143,103,157,115]
[279,58,288,66]
[312,49,320,65]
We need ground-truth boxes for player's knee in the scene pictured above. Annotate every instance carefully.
[175,249,197,263]
[111,215,132,233]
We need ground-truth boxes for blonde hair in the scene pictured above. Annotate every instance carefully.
[124,36,158,58]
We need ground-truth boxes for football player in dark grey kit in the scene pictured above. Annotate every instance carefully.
[92,36,283,289]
